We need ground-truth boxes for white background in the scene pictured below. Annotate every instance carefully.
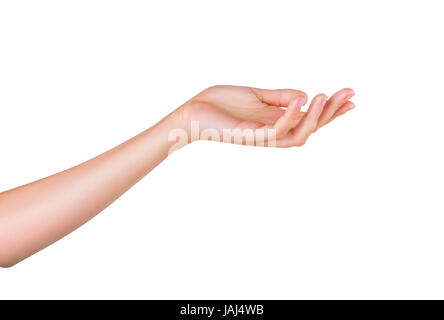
[0,0,443,299]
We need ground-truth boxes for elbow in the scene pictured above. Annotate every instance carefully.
[0,260,16,269]
[0,262,15,268]
[0,254,17,268]
[0,231,19,268]
[0,245,19,268]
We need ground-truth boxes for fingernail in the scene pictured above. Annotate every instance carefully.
[297,96,307,106]
[345,89,355,99]
[320,94,328,107]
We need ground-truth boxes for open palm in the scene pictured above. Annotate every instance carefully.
[182,85,355,147]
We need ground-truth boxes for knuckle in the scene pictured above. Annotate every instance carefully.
[200,85,221,96]
[293,137,306,146]
[306,122,317,133]
[205,85,220,91]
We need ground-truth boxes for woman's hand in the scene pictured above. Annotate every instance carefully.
[180,85,355,147]
[0,84,355,267]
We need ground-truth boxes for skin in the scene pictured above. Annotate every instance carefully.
[0,85,355,267]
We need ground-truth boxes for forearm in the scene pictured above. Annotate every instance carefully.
[0,109,185,267]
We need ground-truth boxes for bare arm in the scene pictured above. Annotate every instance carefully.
[0,109,186,267]
[0,86,354,267]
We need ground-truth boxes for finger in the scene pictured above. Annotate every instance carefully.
[291,94,327,146]
[273,96,307,138]
[325,101,355,125]
[316,88,354,129]
[250,87,308,107]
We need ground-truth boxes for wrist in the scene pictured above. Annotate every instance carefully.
[155,104,195,155]
[171,103,197,143]
[167,105,189,133]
